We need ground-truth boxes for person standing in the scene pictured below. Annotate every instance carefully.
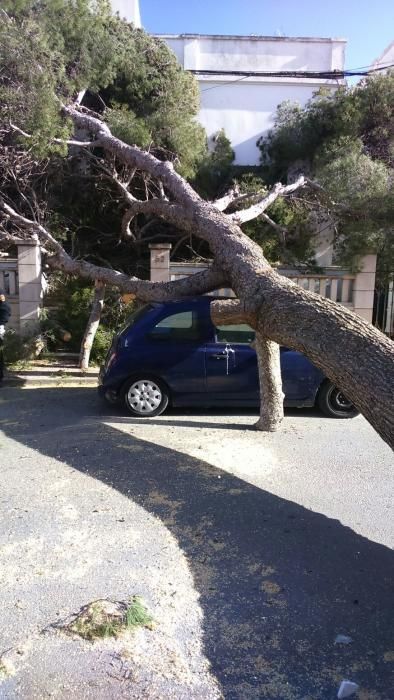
[0,290,11,385]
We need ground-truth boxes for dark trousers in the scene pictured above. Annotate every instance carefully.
[0,339,4,382]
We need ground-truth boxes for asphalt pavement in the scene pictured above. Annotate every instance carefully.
[0,384,393,699]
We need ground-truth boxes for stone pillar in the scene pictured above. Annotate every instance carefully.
[149,243,172,283]
[17,241,43,336]
[353,254,377,323]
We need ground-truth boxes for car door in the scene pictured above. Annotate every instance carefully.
[143,305,208,399]
[205,320,317,403]
[205,321,259,402]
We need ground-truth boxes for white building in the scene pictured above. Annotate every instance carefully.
[372,41,394,73]
[160,33,347,165]
[110,0,141,26]
[158,32,349,270]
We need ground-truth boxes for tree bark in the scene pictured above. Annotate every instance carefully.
[79,281,105,370]
[254,334,284,431]
[209,298,283,431]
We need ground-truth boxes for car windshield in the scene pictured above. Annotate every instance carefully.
[117,304,156,335]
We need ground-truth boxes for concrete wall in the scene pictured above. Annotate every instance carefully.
[161,34,346,165]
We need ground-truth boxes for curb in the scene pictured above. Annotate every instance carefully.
[3,375,99,387]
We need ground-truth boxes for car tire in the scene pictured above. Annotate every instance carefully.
[317,380,359,419]
[122,377,169,417]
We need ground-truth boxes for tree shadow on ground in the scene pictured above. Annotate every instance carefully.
[1,387,393,699]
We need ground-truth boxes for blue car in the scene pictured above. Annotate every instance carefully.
[99,297,357,419]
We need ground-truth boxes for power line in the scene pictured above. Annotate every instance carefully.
[193,63,394,84]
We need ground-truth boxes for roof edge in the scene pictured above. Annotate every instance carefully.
[156,33,347,43]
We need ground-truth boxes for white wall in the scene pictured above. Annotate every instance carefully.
[197,80,335,166]
[161,34,346,165]
[372,41,394,72]
[111,0,141,26]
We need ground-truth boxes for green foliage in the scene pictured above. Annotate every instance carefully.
[100,26,207,177]
[43,277,135,364]
[0,1,122,151]
[230,173,316,266]
[258,73,394,269]
[316,139,390,205]
[106,105,152,150]
[90,326,114,364]
[0,2,207,174]
[125,596,154,629]
[3,328,45,364]
[0,0,209,283]
[68,597,153,641]
[194,130,235,198]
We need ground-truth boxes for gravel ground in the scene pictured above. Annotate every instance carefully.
[0,385,393,699]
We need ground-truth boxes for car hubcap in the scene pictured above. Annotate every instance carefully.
[127,380,162,415]
[328,386,353,413]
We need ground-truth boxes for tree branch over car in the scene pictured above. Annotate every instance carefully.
[0,3,393,448]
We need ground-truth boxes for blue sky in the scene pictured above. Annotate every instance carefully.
[140,0,393,74]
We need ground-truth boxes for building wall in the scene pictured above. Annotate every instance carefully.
[161,34,346,165]
[372,41,394,72]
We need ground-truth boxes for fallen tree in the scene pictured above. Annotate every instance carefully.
[1,104,393,450]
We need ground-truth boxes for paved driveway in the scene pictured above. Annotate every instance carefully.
[0,385,393,699]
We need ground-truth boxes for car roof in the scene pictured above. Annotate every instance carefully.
[154,295,232,308]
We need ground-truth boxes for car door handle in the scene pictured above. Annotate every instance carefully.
[209,353,227,360]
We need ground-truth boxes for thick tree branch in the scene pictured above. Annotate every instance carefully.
[228,176,307,224]
[48,253,227,300]
[210,298,257,326]
[0,202,227,300]
[118,198,195,237]
[213,187,272,212]
[86,154,193,240]
[213,185,241,211]
[63,105,200,208]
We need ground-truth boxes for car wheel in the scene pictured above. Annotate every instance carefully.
[123,377,169,417]
[317,381,359,419]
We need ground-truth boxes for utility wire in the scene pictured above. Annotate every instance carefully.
[194,62,394,83]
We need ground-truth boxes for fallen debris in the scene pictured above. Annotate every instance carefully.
[63,597,154,641]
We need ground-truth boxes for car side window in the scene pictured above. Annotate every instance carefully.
[150,310,202,341]
[215,323,255,344]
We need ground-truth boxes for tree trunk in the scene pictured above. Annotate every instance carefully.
[254,333,284,431]
[209,298,284,431]
[211,271,394,450]
[79,281,105,370]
